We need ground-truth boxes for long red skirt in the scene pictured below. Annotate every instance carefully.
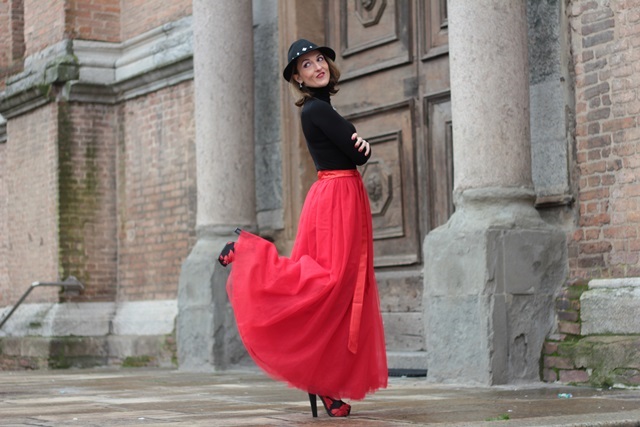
[227,169,387,400]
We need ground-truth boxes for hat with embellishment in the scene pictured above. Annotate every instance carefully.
[282,39,336,82]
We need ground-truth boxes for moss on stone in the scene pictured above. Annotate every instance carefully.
[48,355,72,369]
[122,356,153,368]
[36,83,53,99]
[164,334,178,367]
[485,414,510,421]
[565,283,588,300]
[57,102,100,285]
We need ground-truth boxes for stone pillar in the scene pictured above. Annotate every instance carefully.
[177,0,256,371]
[423,0,566,384]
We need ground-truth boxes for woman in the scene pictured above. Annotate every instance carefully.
[218,39,387,418]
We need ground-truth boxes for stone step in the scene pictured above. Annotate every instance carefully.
[581,278,640,335]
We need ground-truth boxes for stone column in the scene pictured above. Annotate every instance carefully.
[177,0,256,371]
[423,0,566,384]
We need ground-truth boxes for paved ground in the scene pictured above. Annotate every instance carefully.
[1,368,640,426]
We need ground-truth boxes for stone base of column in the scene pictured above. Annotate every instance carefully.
[177,228,248,372]
[423,188,567,385]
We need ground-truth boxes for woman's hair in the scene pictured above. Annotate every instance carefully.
[289,56,341,107]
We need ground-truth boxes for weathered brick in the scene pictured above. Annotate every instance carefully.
[583,82,610,99]
[582,50,595,62]
[581,8,614,25]
[577,255,606,268]
[583,30,615,48]
[584,58,608,73]
[579,241,612,254]
[121,0,192,40]
[559,369,590,383]
[587,107,612,122]
[557,310,579,322]
[603,117,637,132]
[583,18,615,36]
[545,356,574,370]
[558,321,581,335]
[584,229,601,240]
[579,187,608,200]
[543,368,558,383]
[585,135,611,149]
[588,97,601,108]
[543,342,559,355]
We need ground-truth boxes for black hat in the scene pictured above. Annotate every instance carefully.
[282,39,336,82]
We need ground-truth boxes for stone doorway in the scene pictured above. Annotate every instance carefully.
[279,0,453,370]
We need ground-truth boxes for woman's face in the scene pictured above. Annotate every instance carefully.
[294,50,330,88]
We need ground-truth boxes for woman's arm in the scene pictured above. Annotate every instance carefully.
[307,101,371,165]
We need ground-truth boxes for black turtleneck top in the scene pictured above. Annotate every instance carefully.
[300,87,371,171]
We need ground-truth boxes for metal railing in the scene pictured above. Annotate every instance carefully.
[0,276,84,329]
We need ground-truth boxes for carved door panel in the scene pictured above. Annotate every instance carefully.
[327,0,452,267]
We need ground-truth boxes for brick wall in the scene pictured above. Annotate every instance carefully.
[66,0,120,42]
[569,0,640,279]
[10,0,23,61]
[120,0,191,41]
[117,81,196,301]
[542,280,587,384]
[0,0,25,86]
[0,1,11,70]
[23,0,65,56]
[58,102,118,302]
[3,104,60,304]
[2,2,198,308]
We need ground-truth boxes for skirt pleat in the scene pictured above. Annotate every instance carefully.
[227,171,387,400]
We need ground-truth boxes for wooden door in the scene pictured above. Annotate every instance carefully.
[326,0,453,268]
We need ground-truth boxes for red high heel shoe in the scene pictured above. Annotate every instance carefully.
[217,228,242,267]
[217,241,236,266]
[308,393,351,417]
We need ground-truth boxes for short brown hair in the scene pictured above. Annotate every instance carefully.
[289,57,341,107]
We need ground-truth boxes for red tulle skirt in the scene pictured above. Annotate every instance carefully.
[227,169,388,400]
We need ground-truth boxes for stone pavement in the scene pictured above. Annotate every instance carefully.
[1,368,640,426]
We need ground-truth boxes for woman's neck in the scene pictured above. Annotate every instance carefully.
[309,85,331,103]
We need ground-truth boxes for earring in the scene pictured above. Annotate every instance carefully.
[299,82,303,89]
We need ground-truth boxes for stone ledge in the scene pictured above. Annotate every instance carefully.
[0,334,176,370]
[0,300,177,337]
[0,16,193,118]
[387,351,427,372]
[581,281,640,335]
[112,300,177,336]
[589,277,640,289]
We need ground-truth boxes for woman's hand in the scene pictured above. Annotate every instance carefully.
[352,133,371,156]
